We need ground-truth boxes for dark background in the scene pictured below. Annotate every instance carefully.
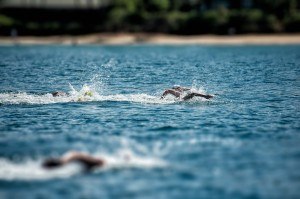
[0,0,300,36]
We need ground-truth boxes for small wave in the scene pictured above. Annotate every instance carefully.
[0,92,171,105]
[165,135,242,148]
[95,149,167,170]
[187,135,241,147]
[0,92,73,105]
[149,125,185,131]
[0,94,213,106]
[0,90,210,106]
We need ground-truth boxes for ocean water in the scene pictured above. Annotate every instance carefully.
[0,45,299,199]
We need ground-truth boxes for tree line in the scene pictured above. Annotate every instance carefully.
[0,0,299,35]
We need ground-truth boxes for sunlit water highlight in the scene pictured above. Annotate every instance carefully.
[0,45,299,199]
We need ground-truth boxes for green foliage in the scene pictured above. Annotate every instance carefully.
[26,22,39,30]
[252,0,293,19]
[203,7,229,25]
[65,22,81,31]
[1,0,300,35]
[284,12,300,32]
[0,15,15,26]
[166,11,190,32]
[108,0,144,30]
[107,7,128,29]
[229,9,264,33]
[42,22,60,30]
[113,0,140,13]
[263,14,282,32]
[193,7,230,34]
[146,0,170,12]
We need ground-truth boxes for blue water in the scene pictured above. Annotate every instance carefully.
[0,45,299,199]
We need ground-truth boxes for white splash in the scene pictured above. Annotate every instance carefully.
[0,83,212,105]
[165,135,242,149]
[0,148,167,181]
[95,149,167,170]
[0,158,82,181]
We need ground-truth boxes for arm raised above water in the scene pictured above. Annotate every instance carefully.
[160,89,181,99]
[42,151,104,171]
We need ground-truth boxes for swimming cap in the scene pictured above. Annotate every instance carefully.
[84,91,93,97]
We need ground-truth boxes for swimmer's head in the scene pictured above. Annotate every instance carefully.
[52,91,66,97]
[84,91,93,97]
[42,158,63,169]
[172,85,181,89]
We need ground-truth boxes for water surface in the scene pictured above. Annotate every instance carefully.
[0,45,299,199]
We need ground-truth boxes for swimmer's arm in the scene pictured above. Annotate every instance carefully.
[160,89,181,99]
[181,87,191,91]
[62,151,104,167]
[194,93,213,99]
[172,86,190,91]
[182,92,213,100]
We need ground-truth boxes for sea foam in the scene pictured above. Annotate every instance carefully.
[0,84,211,105]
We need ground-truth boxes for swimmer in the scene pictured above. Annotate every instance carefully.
[84,91,93,97]
[52,91,67,97]
[52,91,92,101]
[77,91,93,101]
[42,151,105,171]
[160,85,213,100]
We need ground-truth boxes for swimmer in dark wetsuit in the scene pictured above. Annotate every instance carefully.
[52,91,67,97]
[160,85,213,100]
[52,91,92,100]
[42,151,105,171]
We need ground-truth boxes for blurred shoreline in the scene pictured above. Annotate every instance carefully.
[1,33,300,45]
